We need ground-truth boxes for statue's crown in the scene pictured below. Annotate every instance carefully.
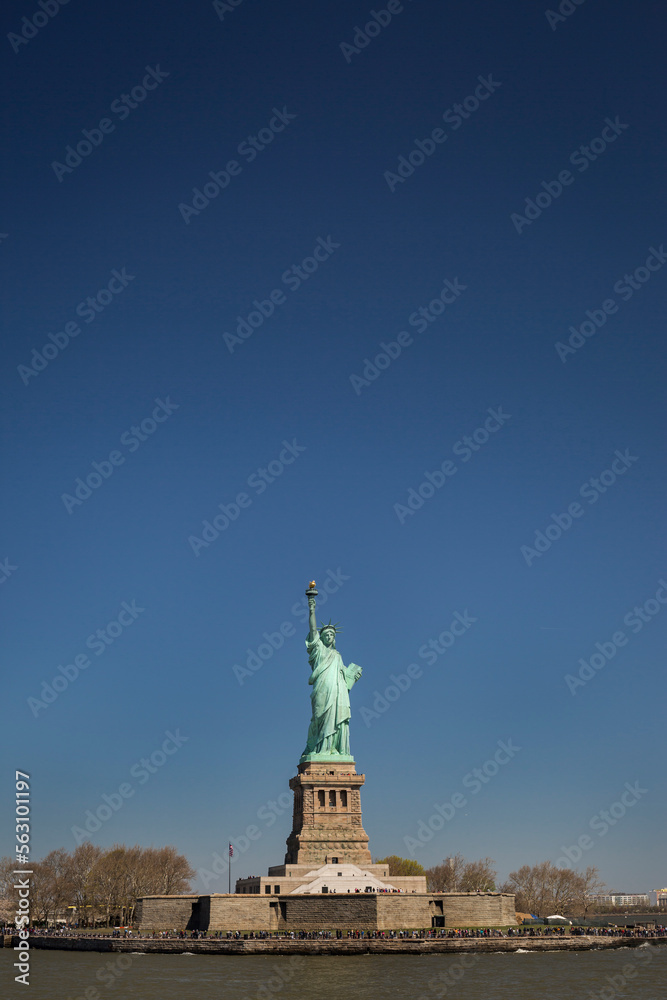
[319,619,342,634]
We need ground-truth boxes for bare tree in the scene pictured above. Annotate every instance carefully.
[426,854,465,891]
[14,842,196,928]
[116,845,144,925]
[573,866,606,917]
[500,861,603,917]
[142,846,196,895]
[29,861,55,925]
[30,849,72,926]
[548,865,581,914]
[426,854,496,892]
[500,862,551,914]
[87,843,195,925]
[459,858,497,891]
[0,856,18,925]
[0,856,16,898]
[90,846,127,927]
[68,843,103,926]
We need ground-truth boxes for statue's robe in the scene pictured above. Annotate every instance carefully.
[302,632,359,755]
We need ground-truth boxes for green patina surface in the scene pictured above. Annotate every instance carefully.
[300,585,362,763]
[300,751,356,763]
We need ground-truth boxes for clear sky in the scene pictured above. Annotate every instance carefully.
[3,0,665,895]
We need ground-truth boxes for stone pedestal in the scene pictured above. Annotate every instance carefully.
[284,759,371,866]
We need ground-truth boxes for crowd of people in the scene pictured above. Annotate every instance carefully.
[4,923,665,941]
[570,925,666,938]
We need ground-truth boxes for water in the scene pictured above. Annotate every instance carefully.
[2,944,665,999]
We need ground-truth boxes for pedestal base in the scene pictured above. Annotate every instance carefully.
[284,760,372,866]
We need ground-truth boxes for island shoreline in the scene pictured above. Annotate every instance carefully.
[5,934,666,956]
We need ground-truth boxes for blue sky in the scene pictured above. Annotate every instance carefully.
[2,0,665,894]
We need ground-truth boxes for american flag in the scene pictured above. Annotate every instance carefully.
[229,844,234,858]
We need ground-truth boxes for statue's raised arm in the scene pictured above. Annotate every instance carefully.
[306,580,318,643]
[300,580,361,762]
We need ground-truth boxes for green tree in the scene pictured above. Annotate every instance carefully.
[374,855,426,877]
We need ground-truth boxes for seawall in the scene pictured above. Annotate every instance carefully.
[5,935,666,956]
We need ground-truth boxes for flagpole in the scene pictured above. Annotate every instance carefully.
[228,843,231,894]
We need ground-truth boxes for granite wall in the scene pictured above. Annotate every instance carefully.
[137,892,515,931]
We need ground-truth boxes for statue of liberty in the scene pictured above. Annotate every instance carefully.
[300,581,362,761]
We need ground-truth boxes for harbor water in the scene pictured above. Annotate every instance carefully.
[2,942,665,999]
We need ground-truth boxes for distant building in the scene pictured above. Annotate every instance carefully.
[648,889,667,908]
[589,892,650,907]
